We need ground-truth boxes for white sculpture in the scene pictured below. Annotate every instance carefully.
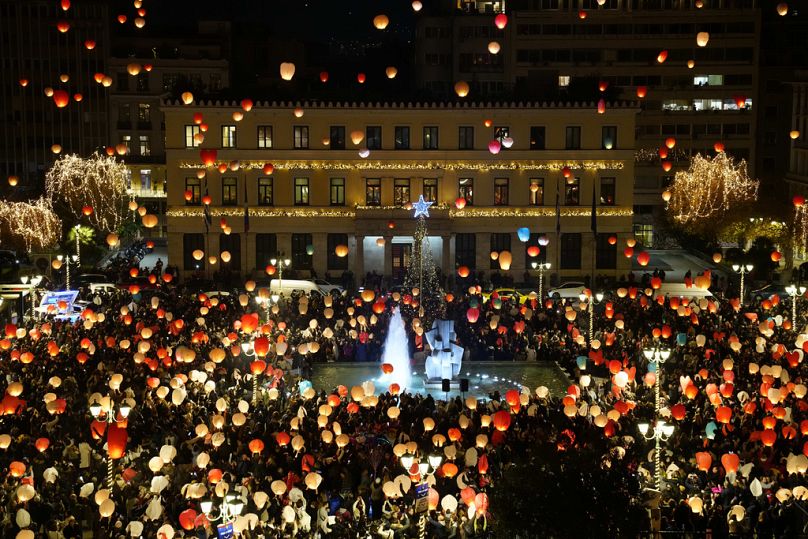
[424,319,463,381]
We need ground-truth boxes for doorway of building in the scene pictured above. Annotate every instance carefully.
[391,243,412,284]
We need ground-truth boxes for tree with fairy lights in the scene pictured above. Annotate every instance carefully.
[404,196,445,325]
[45,152,129,233]
[664,152,758,238]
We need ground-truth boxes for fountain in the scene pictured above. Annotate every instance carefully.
[378,307,412,390]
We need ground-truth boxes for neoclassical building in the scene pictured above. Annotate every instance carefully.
[163,99,638,284]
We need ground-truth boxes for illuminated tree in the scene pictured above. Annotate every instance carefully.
[665,152,758,237]
[0,198,62,252]
[45,152,129,232]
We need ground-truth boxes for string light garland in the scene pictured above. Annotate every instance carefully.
[635,148,689,163]
[793,205,808,258]
[45,153,130,232]
[665,153,758,233]
[167,205,633,219]
[178,160,625,172]
[0,198,61,251]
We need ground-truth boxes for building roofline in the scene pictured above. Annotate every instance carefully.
[160,99,641,110]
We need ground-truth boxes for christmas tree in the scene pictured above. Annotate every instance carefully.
[404,196,445,326]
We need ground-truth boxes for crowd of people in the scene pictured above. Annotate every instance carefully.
[0,265,807,538]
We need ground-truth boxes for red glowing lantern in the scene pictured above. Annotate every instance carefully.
[441,462,459,478]
[466,308,479,323]
[200,149,218,167]
[657,50,668,63]
[179,509,197,531]
[457,266,470,278]
[357,73,366,83]
[320,71,329,83]
[381,363,394,374]
[527,245,540,257]
[263,163,274,175]
[447,428,462,442]
[254,336,270,357]
[671,403,686,420]
[636,86,647,98]
[56,20,71,33]
[107,424,128,459]
[494,13,508,29]
[637,251,650,266]
[562,166,572,178]
[455,197,467,209]
[714,142,725,153]
[248,439,265,454]
[720,453,739,473]
[716,406,732,424]
[35,437,50,452]
[492,410,511,432]
[52,90,70,108]
[82,205,93,216]
[695,451,712,471]
[250,360,266,376]
[275,432,291,446]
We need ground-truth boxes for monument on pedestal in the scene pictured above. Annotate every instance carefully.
[423,319,463,386]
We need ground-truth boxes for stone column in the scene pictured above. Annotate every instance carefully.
[441,234,452,276]
[383,234,393,278]
[476,233,491,276]
[353,234,364,288]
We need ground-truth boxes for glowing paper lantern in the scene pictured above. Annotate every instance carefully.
[454,81,470,97]
[279,63,296,81]
[494,13,508,29]
[373,14,389,29]
[696,32,710,47]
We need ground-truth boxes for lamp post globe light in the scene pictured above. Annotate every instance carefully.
[400,452,443,539]
[638,420,675,492]
[270,254,292,292]
[579,291,604,345]
[786,284,806,328]
[643,345,671,416]
[89,393,133,495]
[200,493,245,526]
[731,264,753,304]
[531,261,551,300]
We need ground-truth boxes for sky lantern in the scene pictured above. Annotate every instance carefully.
[454,81,469,97]
[181,92,194,105]
[578,10,587,19]
[320,71,329,83]
[412,1,423,11]
[637,251,650,266]
[56,20,71,33]
[494,13,508,29]
[696,32,710,47]
[714,142,725,153]
[492,410,511,431]
[107,424,128,459]
[665,137,676,149]
[200,149,217,166]
[488,41,501,54]
[280,62,296,81]
[373,14,389,29]
[597,99,606,114]
[657,50,668,63]
[357,72,366,83]
[695,452,712,471]
[52,90,70,108]
[488,140,501,154]
[386,66,398,79]
[335,244,349,257]
[636,86,647,98]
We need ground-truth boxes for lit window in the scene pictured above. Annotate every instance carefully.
[558,75,570,88]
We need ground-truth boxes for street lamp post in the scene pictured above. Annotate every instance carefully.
[579,291,604,345]
[643,346,671,417]
[731,264,753,304]
[638,420,675,492]
[74,224,81,268]
[787,284,806,328]
[270,254,291,291]
[400,452,443,539]
[531,261,551,300]
[241,340,261,406]
[200,493,245,532]
[89,395,132,495]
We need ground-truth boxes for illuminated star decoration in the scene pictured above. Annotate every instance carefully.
[412,195,433,219]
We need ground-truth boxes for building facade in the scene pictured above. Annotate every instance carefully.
[164,101,637,286]
[107,22,231,237]
[786,81,808,196]
[415,0,760,245]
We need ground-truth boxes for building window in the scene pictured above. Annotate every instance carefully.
[395,126,410,149]
[293,126,309,149]
[366,179,381,206]
[602,126,617,150]
[423,126,439,149]
[121,135,132,154]
[117,73,129,92]
[565,126,581,150]
[394,179,411,206]
[137,103,150,123]
[219,233,241,271]
[330,178,345,206]
[459,178,474,205]
[633,224,654,247]
[530,126,546,150]
[330,126,346,149]
[596,233,617,269]
[136,72,149,92]
[257,126,273,148]
[139,169,152,191]
[255,233,277,270]
[366,126,382,150]
[291,233,313,270]
[459,126,474,150]
[327,234,349,270]
[526,233,547,264]
[494,178,509,205]
[558,75,570,87]
[185,178,201,205]
[529,178,544,205]
[258,177,273,206]
[490,233,511,269]
[560,233,582,270]
[600,177,616,206]
[118,104,131,124]
[222,177,237,206]
[137,135,149,156]
[565,177,580,205]
[294,178,310,206]
[494,126,510,141]
[455,233,476,270]
[185,125,201,148]
[423,179,438,202]
[221,125,236,148]
[183,233,205,270]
